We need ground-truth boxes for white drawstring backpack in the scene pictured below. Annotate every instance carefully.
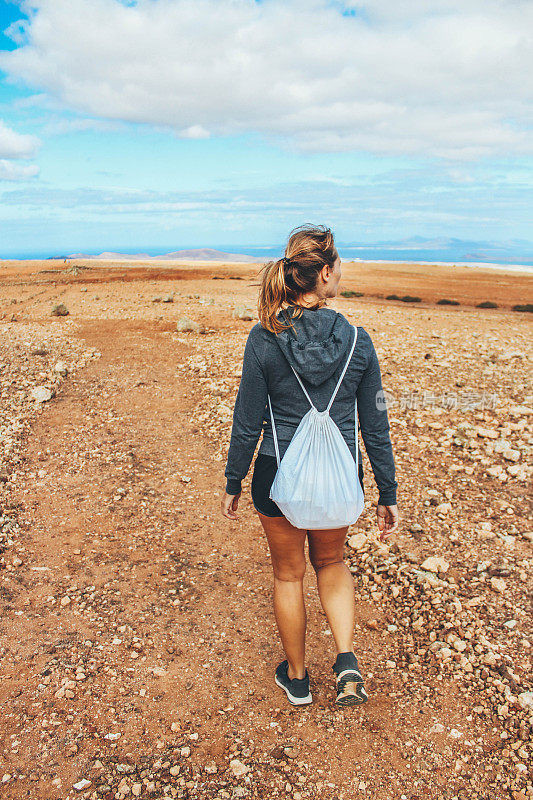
[267,324,365,530]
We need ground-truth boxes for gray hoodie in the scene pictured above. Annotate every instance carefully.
[224,303,398,506]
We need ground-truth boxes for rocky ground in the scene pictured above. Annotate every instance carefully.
[0,260,531,800]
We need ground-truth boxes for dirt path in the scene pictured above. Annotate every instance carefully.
[0,288,531,799]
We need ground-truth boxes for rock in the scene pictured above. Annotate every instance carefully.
[73,778,91,791]
[51,303,69,316]
[233,306,255,321]
[475,427,499,439]
[217,403,233,421]
[490,577,506,593]
[366,618,380,630]
[517,691,533,711]
[486,465,504,477]
[54,360,69,376]
[229,759,249,777]
[434,502,452,514]
[132,784,142,797]
[347,533,367,550]
[438,647,454,661]
[452,639,468,652]
[31,386,54,403]
[420,556,449,574]
[162,295,174,303]
[430,722,445,733]
[448,729,463,738]
[176,317,200,333]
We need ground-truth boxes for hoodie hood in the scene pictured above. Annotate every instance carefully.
[274,304,354,386]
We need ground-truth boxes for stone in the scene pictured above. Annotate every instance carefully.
[233,306,255,321]
[51,303,69,316]
[176,317,200,333]
[73,778,92,791]
[517,691,533,711]
[31,386,54,403]
[430,723,445,733]
[490,577,506,593]
[54,361,69,376]
[420,556,449,574]
[347,533,367,550]
[229,759,249,777]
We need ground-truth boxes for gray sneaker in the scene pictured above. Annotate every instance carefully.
[275,660,313,705]
[333,652,368,706]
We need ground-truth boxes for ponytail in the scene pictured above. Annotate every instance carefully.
[257,224,336,334]
[258,258,289,334]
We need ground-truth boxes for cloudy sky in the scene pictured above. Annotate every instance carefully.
[0,0,532,257]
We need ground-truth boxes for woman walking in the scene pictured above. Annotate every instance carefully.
[221,224,399,706]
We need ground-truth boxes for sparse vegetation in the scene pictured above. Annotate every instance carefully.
[386,294,422,303]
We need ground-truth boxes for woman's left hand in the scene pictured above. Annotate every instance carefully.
[221,491,241,520]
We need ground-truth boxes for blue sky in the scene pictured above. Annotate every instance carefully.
[0,0,532,258]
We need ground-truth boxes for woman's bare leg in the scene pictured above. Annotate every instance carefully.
[256,512,308,680]
[307,527,355,655]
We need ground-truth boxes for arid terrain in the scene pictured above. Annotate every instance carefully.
[0,258,532,800]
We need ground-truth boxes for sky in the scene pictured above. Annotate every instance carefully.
[0,0,532,258]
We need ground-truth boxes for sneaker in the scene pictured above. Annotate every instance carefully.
[275,660,313,706]
[333,652,368,706]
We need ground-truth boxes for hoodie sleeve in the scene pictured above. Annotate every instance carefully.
[224,331,268,494]
[356,331,398,506]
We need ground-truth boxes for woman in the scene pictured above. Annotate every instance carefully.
[221,224,399,707]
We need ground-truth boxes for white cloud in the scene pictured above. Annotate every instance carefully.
[0,119,40,158]
[0,159,39,180]
[1,0,532,158]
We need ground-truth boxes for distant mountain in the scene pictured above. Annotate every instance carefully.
[59,238,532,268]
[337,237,533,266]
[67,248,265,262]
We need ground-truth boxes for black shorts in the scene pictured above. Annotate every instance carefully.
[250,452,365,518]
[251,454,284,517]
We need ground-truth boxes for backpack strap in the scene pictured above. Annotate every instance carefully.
[355,394,359,480]
[267,394,281,467]
[289,365,316,409]
[326,326,358,412]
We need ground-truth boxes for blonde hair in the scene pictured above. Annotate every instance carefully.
[258,224,338,334]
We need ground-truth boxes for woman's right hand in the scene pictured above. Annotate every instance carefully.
[377,504,399,541]
[221,491,241,520]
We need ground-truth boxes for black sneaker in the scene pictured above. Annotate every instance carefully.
[333,652,368,706]
[274,660,313,706]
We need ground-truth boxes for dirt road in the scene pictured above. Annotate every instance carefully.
[0,263,531,800]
